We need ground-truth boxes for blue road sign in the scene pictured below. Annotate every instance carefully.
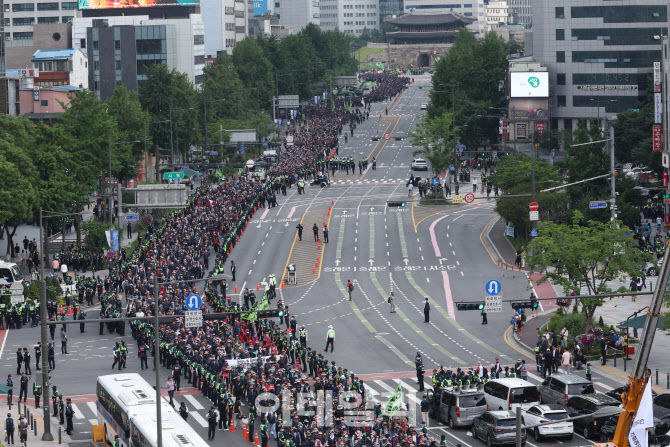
[186,294,202,311]
[210,151,218,156]
[486,279,501,295]
[589,201,608,209]
[530,228,538,237]
[432,178,440,186]
[125,215,139,221]
[181,166,189,170]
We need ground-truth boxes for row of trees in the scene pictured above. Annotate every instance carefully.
[0,27,357,257]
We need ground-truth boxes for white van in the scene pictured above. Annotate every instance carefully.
[483,378,540,411]
[0,261,22,283]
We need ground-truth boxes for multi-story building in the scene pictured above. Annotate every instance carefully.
[31,48,88,88]
[275,0,320,32]
[485,0,508,33]
[201,0,247,57]
[530,0,668,131]
[507,0,531,27]
[72,14,205,100]
[379,0,403,19]
[402,1,485,36]
[319,0,379,35]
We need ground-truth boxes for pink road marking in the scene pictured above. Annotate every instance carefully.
[259,208,270,220]
[287,206,298,219]
[442,271,456,320]
[0,328,7,360]
[429,214,450,257]
[529,272,559,311]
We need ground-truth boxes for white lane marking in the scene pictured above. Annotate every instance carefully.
[86,402,98,414]
[391,379,422,405]
[71,403,85,419]
[595,381,613,391]
[185,393,205,410]
[190,411,209,427]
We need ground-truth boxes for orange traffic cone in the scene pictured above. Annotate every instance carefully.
[237,236,240,242]
[242,423,248,438]
[318,244,321,250]
[281,281,285,289]
[230,421,237,433]
[312,267,316,274]
[331,199,334,205]
[327,210,330,216]
[257,282,260,291]
[254,432,261,446]
[234,283,238,293]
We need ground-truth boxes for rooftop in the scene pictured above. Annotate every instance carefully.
[385,12,476,27]
[32,49,80,62]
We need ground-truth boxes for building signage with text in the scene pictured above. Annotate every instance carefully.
[653,125,662,152]
[576,85,637,91]
[510,72,549,98]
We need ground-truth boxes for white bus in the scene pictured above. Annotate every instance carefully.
[96,373,206,446]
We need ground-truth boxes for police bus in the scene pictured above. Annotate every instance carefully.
[96,373,205,446]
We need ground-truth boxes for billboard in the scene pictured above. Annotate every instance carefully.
[509,98,549,121]
[510,72,549,98]
[253,0,268,15]
[78,0,198,9]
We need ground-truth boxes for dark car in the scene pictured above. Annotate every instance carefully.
[471,411,526,447]
[565,394,622,439]
[600,413,670,444]
[605,385,658,402]
[654,393,670,419]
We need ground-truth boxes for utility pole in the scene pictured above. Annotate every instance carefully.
[153,275,162,447]
[169,106,174,180]
[609,120,616,221]
[38,209,53,441]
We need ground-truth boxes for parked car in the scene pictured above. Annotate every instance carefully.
[420,103,428,110]
[654,393,670,419]
[600,413,670,444]
[429,387,487,428]
[411,158,428,171]
[471,411,526,446]
[565,394,622,439]
[539,374,595,405]
[484,379,540,412]
[522,404,573,441]
[605,385,658,402]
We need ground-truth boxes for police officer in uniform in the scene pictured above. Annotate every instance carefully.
[65,398,75,435]
[206,406,218,441]
[172,363,182,391]
[52,386,60,417]
[295,224,303,241]
[32,381,42,408]
[248,407,256,443]
[299,325,307,347]
[138,342,149,370]
[112,342,121,370]
[120,341,128,369]
[260,416,269,447]
[415,352,425,391]
[34,343,41,371]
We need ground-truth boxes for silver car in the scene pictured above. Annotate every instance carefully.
[539,374,595,405]
[434,388,487,428]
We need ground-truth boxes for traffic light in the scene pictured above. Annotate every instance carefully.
[456,302,485,311]
[372,137,380,141]
[456,153,461,158]
[256,309,285,318]
[510,301,539,311]
[387,200,406,207]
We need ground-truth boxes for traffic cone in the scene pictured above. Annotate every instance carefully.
[327,210,330,216]
[323,220,326,227]
[237,236,240,242]
[255,432,261,446]
[318,243,321,250]
[312,267,316,274]
[230,421,236,433]
[242,423,247,438]
[280,281,285,289]
[331,199,334,205]
[257,282,260,291]
[234,283,238,293]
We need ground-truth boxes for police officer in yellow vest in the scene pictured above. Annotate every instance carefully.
[325,325,335,352]
[33,382,42,408]
[299,325,307,347]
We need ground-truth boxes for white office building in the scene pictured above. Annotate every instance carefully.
[320,0,379,34]
[201,0,248,57]
[507,0,531,27]
[403,1,485,36]
[275,0,320,32]
[485,0,509,32]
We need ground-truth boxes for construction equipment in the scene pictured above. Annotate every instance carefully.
[602,244,669,447]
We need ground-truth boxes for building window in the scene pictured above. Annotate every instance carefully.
[61,1,77,9]
[194,34,204,45]
[94,60,99,70]
[62,16,73,23]
[195,74,204,84]
[571,5,666,23]
[556,51,565,63]
[557,95,566,107]
[37,2,59,10]
[555,7,564,18]
[13,18,35,26]
[194,55,204,65]
[13,32,34,40]
[115,60,121,69]
[557,73,566,85]
[115,40,121,49]
[94,81,100,90]
[12,3,35,11]
[556,29,564,40]
[275,2,279,7]
[38,17,59,24]
[93,41,99,50]
[41,100,48,107]
[80,38,86,49]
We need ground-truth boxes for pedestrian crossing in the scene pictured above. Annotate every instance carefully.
[59,370,621,443]
[330,178,406,184]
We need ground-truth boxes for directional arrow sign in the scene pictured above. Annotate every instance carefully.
[368,259,374,266]
[335,259,341,266]
[438,258,447,265]
[284,222,289,227]
[403,258,409,265]
[485,279,501,295]
[185,294,202,311]
[370,207,375,212]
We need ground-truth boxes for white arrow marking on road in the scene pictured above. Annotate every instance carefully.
[368,259,374,266]
[370,207,375,212]
[335,259,341,266]
[438,258,447,265]
[284,222,289,227]
[256,224,262,228]
[403,258,409,265]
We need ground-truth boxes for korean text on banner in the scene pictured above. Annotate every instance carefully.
[628,378,654,447]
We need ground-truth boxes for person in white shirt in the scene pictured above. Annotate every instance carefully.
[562,350,572,374]
[60,263,68,281]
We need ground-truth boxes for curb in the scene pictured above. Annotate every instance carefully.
[483,215,503,261]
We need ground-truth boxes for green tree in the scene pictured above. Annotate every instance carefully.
[57,90,118,189]
[528,211,651,329]
[232,38,275,110]
[0,115,39,256]
[139,64,199,162]
[201,54,246,121]
[105,86,152,183]
[409,112,457,176]
[490,154,569,237]
[81,220,123,252]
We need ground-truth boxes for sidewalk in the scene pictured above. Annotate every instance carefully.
[0,396,76,446]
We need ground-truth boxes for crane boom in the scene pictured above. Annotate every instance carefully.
[610,244,669,447]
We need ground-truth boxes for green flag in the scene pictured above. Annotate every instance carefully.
[306,123,309,133]
[331,100,335,111]
[368,62,372,68]
[384,383,404,417]
[215,169,223,179]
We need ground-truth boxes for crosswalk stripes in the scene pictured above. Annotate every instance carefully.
[190,410,209,428]
[71,403,85,419]
[185,393,205,410]
[595,381,614,391]
[86,401,99,426]
[391,379,425,405]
